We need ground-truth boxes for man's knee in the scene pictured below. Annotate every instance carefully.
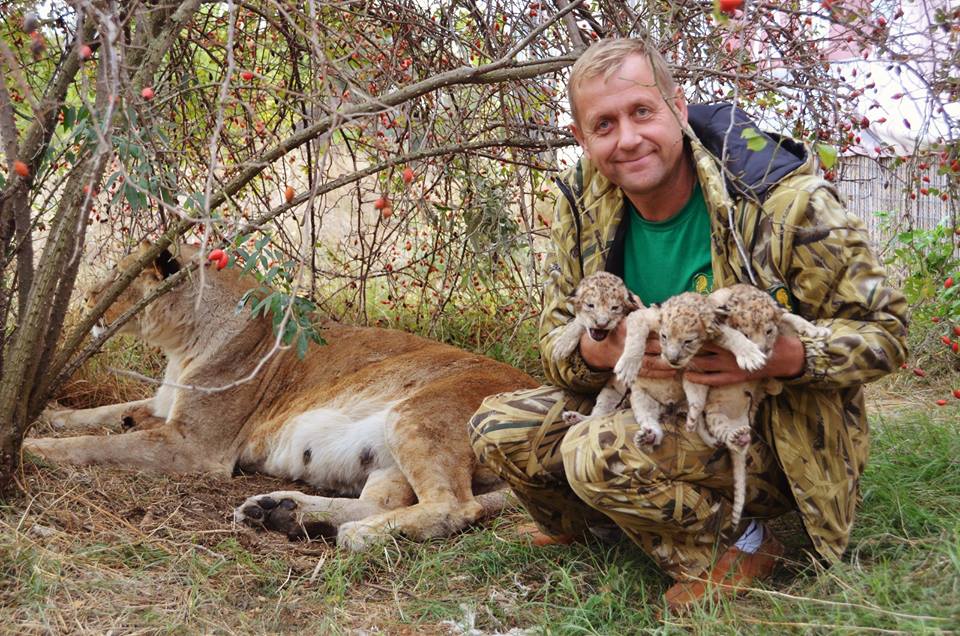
[560,414,659,506]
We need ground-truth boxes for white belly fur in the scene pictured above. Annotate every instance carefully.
[260,403,398,496]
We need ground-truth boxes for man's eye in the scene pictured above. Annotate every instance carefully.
[595,120,610,132]
[636,106,651,117]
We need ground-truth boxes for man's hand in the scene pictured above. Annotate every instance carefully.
[682,335,806,387]
[579,322,676,379]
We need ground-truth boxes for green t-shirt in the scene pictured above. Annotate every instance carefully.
[622,182,713,305]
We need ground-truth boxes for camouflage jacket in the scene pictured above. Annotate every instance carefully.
[540,103,909,563]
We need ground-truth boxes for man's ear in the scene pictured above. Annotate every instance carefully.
[671,85,688,126]
[569,123,591,159]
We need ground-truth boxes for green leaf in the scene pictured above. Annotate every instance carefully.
[740,127,768,152]
[816,143,839,170]
[296,331,309,359]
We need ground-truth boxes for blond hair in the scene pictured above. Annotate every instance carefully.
[568,38,676,124]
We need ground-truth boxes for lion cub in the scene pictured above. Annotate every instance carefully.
[613,291,767,448]
[552,272,641,424]
[653,284,829,526]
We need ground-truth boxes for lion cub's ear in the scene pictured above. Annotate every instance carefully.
[625,291,641,312]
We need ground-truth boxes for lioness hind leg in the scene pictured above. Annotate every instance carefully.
[235,467,415,541]
[234,490,389,541]
[334,389,495,551]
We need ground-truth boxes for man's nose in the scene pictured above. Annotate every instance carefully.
[617,120,644,150]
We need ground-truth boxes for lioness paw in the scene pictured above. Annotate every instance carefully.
[40,406,70,430]
[337,521,390,552]
[234,492,337,541]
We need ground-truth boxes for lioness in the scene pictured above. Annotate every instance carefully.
[26,242,538,549]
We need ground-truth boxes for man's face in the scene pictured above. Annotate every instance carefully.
[570,54,688,202]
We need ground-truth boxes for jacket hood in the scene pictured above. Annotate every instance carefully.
[687,103,809,201]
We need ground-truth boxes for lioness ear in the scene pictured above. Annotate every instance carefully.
[153,247,181,279]
[137,239,154,256]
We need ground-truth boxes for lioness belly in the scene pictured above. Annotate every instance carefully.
[247,403,398,495]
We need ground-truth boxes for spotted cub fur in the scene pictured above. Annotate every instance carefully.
[553,272,641,425]
[613,291,766,448]
[659,284,829,526]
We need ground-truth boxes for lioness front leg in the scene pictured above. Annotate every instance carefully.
[42,398,154,432]
[24,425,231,475]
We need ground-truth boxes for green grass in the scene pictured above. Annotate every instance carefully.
[2,408,958,634]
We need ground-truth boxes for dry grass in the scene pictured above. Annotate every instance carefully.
[3,312,957,634]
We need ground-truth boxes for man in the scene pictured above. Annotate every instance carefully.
[469,38,908,610]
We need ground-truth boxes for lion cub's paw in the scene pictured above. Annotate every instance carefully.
[632,423,664,448]
[561,410,587,425]
[734,346,768,373]
[614,355,641,386]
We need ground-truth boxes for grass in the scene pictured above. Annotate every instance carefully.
[2,407,957,634]
[3,305,957,634]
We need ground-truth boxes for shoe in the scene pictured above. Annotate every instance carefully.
[517,523,576,546]
[663,528,784,611]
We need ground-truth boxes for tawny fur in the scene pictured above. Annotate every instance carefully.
[614,290,768,449]
[552,272,640,426]
[30,242,537,550]
[654,284,829,527]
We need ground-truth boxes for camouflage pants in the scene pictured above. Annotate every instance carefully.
[469,385,795,579]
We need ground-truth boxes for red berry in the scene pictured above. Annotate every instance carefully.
[953,389,960,399]
[932,317,941,323]
[402,167,415,184]
[79,45,93,60]
[216,254,228,270]
[913,368,926,377]
[374,197,388,210]
[141,86,155,100]
[954,342,959,353]
[942,335,952,346]
[953,326,960,336]
[719,0,743,13]
[13,160,29,177]
[240,71,254,81]
[284,185,295,203]
[936,399,948,406]
[207,249,225,262]
[900,363,909,369]
[381,206,393,219]
[946,277,954,289]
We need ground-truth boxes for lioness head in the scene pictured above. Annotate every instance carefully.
[85,241,185,338]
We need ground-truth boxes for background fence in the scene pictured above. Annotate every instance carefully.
[833,155,957,256]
